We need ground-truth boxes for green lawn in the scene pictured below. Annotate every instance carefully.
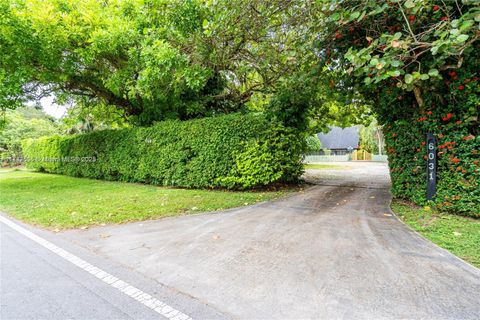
[392,200,480,268]
[304,163,345,170]
[0,167,24,172]
[0,170,291,229]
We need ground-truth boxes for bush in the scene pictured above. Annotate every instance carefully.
[0,107,59,166]
[22,113,304,189]
[381,65,479,218]
[305,135,322,152]
[384,113,479,218]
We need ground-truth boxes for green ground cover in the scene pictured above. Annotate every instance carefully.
[304,164,345,170]
[392,200,480,268]
[0,170,291,229]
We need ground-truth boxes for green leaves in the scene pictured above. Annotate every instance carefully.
[428,69,439,77]
[0,0,329,126]
[349,11,360,20]
[404,74,413,84]
[404,0,415,9]
[456,34,469,42]
[317,0,480,217]
[22,113,304,189]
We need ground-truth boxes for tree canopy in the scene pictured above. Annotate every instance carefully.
[0,106,59,163]
[318,0,479,125]
[1,0,478,130]
[0,0,327,126]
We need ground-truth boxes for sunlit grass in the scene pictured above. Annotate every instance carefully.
[0,170,291,229]
[392,200,480,268]
[304,163,345,170]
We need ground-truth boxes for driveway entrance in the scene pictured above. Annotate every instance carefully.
[62,162,480,319]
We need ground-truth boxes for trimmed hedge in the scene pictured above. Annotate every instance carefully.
[384,114,479,218]
[379,64,479,218]
[22,113,304,189]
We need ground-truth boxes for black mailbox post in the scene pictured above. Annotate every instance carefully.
[426,133,437,200]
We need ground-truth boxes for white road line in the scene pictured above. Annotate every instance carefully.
[0,215,193,320]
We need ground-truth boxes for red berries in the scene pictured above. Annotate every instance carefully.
[433,5,439,11]
[440,16,448,21]
[458,85,465,91]
[449,71,456,77]
[456,120,462,125]
[409,15,415,23]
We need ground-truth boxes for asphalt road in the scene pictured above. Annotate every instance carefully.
[62,162,480,319]
[0,215,227,320]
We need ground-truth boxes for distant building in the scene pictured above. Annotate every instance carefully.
[316,126,359,155]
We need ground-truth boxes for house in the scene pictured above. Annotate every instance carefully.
[316,126,359,155]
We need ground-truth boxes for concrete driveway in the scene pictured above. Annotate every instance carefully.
[62,162,480,319]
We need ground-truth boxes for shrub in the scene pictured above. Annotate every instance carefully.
[0,107,59,166]
[305,135,322,153]
[22,113,304,189]
[381,65,479,218]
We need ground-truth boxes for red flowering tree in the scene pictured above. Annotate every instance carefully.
[317,0,479,216]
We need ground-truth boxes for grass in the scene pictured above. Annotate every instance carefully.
[0,167,24,172]
[304,163,345,170]
[0,170,292,230]
[392,200,480,268]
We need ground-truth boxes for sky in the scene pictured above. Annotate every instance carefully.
[36,96,68,119]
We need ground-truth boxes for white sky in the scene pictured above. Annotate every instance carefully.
[38,96,68,119]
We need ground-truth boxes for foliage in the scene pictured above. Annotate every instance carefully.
[0,169,289,229]
[383,93,479,216]
[392,200,480,267]
[305,135,322,152]
[0,107,59,165]
[359,119,384,154]
[321,1,479,94]
[61,102,129,134]
[319,0,480,216]
[0,0,327,126]
[22,113,304,189]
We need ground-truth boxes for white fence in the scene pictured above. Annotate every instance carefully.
[372,155,388,162]
[304,155,349,162]
[304,154,388,163]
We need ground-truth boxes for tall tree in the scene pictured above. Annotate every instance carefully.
[0,0,326,126]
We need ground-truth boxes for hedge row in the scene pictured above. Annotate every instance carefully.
[384,117,479,218]
[380,70,479,218]
[21,113,304,189]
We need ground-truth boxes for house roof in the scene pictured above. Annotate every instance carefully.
[317,126,359,150]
